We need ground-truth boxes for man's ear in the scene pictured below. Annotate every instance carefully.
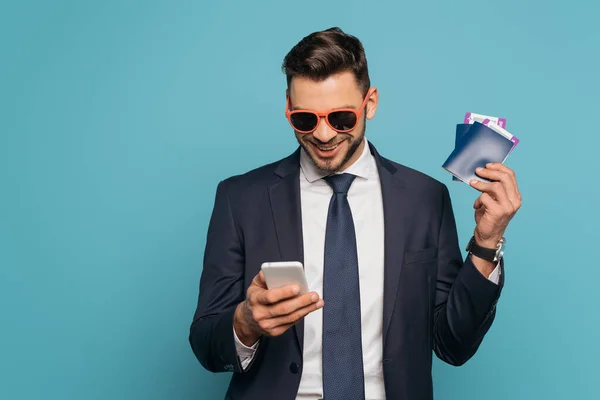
[366,87,379,120]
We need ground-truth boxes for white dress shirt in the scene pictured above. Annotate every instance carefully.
[233,139,500,399]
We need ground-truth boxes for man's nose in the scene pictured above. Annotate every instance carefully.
[312,117,337,143]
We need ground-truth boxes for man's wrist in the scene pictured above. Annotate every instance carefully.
[234,302,261,347]
[473,232,503,249]
[469,232,504,278]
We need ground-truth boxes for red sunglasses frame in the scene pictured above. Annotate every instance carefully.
[285,91,371,134]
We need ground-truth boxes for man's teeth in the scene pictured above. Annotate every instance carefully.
[317,144,338,151]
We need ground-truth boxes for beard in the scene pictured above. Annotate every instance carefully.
[297,122,366,173]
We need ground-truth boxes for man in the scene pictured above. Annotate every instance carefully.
[189,27,521,400]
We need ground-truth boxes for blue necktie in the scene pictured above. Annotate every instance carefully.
[322,173,365,400]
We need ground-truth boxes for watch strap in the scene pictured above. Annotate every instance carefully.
[466,236,504,262]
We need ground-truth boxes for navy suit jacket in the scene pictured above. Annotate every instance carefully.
[189,142,503,400]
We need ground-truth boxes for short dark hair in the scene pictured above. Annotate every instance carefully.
[282,27,370,96]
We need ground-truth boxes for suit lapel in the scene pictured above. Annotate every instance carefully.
[369,143,408,348]
[268,149,305,353]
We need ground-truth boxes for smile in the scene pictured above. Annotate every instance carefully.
[316,144,339,151]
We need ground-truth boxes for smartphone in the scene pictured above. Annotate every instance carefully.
[261,261,310,295]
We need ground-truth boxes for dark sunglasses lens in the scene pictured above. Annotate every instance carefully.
[328,111,357,131]
[290,112,318,132]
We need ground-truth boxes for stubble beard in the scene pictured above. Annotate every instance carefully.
[297,123,366,173]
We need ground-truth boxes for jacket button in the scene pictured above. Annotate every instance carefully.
[289,362,299,374]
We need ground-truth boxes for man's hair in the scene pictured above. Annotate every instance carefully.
[282,27,370,96]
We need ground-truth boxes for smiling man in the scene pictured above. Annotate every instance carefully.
[189,27,522,400]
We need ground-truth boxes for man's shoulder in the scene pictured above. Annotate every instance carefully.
[381,154,448,196]
[217,150,298,192]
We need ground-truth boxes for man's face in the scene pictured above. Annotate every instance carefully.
[288,71,378,173]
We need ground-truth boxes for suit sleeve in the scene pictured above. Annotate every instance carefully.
[432,185,504,366]
[188,179,261,374]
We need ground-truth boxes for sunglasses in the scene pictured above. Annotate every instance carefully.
[285,92,371,134]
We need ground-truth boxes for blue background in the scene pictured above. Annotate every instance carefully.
[1,0,598,399]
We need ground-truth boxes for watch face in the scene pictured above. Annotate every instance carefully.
[498,248,505,259]
[495,238,506,260]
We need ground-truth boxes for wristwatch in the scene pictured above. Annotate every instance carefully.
[466,236,506,262]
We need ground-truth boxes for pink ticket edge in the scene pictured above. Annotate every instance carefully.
[463,112,472,124]
[508,136,520,156]
[463,112,507,128]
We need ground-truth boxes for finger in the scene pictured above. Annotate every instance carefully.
[475,167,512,182]
[259,298,325,332]
[475,168,519,209]
[268,291,321,318]
[470,178,507,201]
[470,179,510,208]
[474,192,496,210]
[485,163,521,201]
[485,163,519,196]
[485,162,513,174]
[255,284,302,305]
[252,271,268,289]
[266,323,295,337]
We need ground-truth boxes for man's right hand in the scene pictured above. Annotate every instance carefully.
[233,270,324,347]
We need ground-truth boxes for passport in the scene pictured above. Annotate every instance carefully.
[442,122,518,184]
[451,123,473,181]
[452,113,507,182]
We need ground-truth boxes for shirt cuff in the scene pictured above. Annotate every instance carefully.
[233,325,259,370]
[487,261,501,285]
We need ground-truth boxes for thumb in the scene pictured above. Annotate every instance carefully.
[254,270,268,289]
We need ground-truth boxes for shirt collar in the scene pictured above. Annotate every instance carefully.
[300,138,374,183]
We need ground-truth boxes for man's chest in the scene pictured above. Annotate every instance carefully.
[299,179,385,301]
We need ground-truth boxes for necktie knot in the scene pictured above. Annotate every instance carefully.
[324,173,356,195]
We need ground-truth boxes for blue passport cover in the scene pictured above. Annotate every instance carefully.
[442,122,515,183]
[451,123,473,181]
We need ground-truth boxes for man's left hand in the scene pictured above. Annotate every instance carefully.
[469,163,522,249]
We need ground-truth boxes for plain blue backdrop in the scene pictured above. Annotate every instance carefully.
[1,0,599,399]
